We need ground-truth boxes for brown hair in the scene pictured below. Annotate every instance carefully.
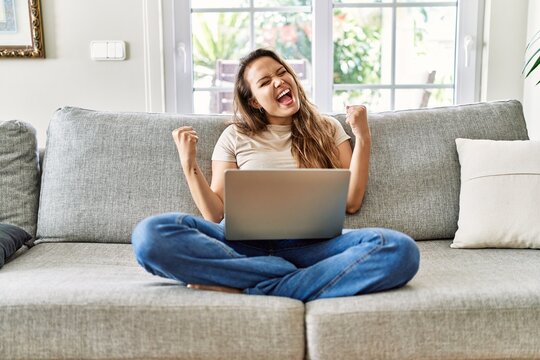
[232,48,342,168]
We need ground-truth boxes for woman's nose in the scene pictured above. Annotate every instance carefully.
[273,78,283,87]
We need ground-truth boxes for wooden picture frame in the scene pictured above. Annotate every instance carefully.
[0,0,44,58]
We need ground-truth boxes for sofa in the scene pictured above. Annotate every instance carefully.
[1,100,539,360]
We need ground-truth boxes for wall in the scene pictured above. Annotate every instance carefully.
[481,0,529,102]
[0,0,164,147]
[523,0,540,139]
[481,0,538,138]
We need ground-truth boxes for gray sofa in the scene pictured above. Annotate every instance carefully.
[1,100,539,360]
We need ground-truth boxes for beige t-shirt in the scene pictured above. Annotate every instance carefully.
[211,116,351,169]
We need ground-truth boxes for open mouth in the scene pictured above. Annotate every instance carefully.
[276,88,294,106]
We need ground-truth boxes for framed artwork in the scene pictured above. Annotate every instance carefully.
[0,0,44,57]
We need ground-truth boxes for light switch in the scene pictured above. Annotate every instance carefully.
[90,41,126,61]
[90,41,108,60]
[115,42,124,58]
[107,42,116,58]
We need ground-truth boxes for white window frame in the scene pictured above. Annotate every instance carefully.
[454,0,485,104]
[163,0,484,114]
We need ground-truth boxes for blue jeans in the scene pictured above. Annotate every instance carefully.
[132,213,420,302]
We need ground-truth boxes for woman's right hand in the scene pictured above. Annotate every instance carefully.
[172,126,199,169]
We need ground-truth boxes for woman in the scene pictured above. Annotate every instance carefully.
[132,48,419,302]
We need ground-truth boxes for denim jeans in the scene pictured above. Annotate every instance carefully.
[132,212,420,302]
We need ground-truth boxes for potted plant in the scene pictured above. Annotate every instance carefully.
[524,30,540,85]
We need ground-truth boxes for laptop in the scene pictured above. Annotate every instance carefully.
[224,169,350,240]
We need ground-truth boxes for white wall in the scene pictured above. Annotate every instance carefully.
[0,0,164,147]
[481,0,529,102]
[481,0,539,139]
[523,0,540,139]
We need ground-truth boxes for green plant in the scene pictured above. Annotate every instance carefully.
[523,30,540,85]
[192,12,249,84]
[333,9,381,85]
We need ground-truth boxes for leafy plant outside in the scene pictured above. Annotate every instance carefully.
[192,12,250,85]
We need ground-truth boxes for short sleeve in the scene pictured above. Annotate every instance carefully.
[211,125,237,162]
[325,116,351,146]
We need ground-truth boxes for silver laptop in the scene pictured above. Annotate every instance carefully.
[224,169,350,240]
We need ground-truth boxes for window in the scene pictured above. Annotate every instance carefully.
[164,0,484,114]
[190,1,312,114]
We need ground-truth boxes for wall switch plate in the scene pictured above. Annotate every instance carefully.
[90,41,126,61]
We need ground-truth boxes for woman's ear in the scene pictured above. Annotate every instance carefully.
[249,98,261,110]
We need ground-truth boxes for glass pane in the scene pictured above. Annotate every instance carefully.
[395,7,456,84]
[333,89,391,113]
[333,8,392,85]
[428,88,454,108]
[394,88,454,110]
[194,90,235,114]
[255,0,311,6]
[254,12,312,61]
[254,11,313,87]
[191,0,249,8]
[192,12,250,87]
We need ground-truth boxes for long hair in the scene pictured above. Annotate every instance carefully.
[232,48,342,169]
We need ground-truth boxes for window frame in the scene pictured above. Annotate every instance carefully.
[163,0,484,114]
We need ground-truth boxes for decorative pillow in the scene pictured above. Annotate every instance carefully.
[0,120,40,237]
[0,223,32,268]
[452,138,540,249]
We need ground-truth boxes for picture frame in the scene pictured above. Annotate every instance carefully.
[0,0,44,58]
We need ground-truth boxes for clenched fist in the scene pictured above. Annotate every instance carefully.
[345,104,371,142]
[172,126,199,169]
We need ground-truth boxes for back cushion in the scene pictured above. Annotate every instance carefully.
[0,120,40,237]
[37,107,229,243]
[38,101,528,243]
[336,100,529,239]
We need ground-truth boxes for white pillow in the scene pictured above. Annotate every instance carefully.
[452,138,540,249]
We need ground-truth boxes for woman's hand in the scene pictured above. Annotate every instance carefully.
[172,126,199,169]
[345,105,371,143]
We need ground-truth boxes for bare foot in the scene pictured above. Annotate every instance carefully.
[187,283,243,294]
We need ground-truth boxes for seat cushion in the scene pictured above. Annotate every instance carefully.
[305,240,540,360]
[0,242,305,360]
[0,120,40,237]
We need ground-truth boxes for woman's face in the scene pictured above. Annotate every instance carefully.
[244,56,301,125]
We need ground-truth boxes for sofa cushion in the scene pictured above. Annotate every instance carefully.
[335,100,529,239]
[0,120,40,237]
[0,223,32,268]
[37,107,230,243]
[38,101,528,244]
[305,240,540,360]
[452,138,540,248]
[0,242,305,360]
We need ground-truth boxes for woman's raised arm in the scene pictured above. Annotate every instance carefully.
[172,127,237,223]
[339,105,372,214]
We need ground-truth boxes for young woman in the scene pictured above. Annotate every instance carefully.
[132,48,420,302]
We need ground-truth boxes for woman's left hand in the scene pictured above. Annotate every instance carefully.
[345,105,371,142]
